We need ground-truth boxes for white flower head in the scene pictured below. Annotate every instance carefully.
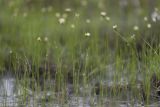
[133,26,139,31]
[152,18,156,22]
[100,11,107,17]
[105,16,110,21]
[86,19,91,23]
[58,18,66,24]
[37,37,41,41]
[65,8,72,12]
[44,37,48,42]
[85,32,91,37]
[144,17,148,21]
[147,23,151,28]
[71,24,75,28]
[113,25,118,29]
[55,13,61,18]
[9,50,13,54]
[75,13,80,17]
[131,34,135,39]
[151,11,160,22]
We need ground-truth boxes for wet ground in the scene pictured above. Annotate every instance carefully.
[0,75,160,107]
[0,62,160,107]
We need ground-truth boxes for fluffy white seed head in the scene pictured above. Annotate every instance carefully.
[100,11,107,17]
[65,8,72,12]
[106,16,110,21]
[85,32,91,37]
[147,23,151,28]
[37,37,41,41]
[144,17,148,21]
[133,26,139,31]
[9,50,13,54]
[71,24,75,28]
[55,13,61,18]
[86,19,91,23]
[58,18,66,24]
[113,25,118,29]
[131,34,135,39]
[44,37,48,42]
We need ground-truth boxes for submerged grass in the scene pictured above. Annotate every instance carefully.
[0,0,160,106]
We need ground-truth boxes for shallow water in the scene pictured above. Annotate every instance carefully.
[0,68,159,107]
[0,76,19,106]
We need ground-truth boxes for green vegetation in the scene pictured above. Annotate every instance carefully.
[0,0,160,106]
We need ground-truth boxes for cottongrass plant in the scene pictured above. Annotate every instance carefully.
[0,1,160,106]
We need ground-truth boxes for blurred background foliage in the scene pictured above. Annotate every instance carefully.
[0,0,160,69]
[0,0,159,14]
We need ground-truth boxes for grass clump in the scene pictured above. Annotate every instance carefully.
[0,0,160,106]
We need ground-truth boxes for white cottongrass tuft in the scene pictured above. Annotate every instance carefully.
[105,16,110,21]
[131,34,135,39]
[71,24,75,28]
[133,26,139,31]
[55,13,61,18]
[44,37,48,42]
[37,37,41,41]
[85,32,91,37]
[100,11,107,17]
[151,11,160,22]
[147,23,151,28]
[144,17,148,21]
[65,8,72,12]
[86,19,91,23]
[9,50,13,54]
[113,25,118,29]
[58,18,66,24]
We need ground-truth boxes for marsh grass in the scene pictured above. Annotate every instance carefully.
[0,0,160,106]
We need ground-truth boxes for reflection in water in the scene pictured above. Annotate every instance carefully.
[1,78,15,96]
[0,71,159,107]
[0,75,19,106]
